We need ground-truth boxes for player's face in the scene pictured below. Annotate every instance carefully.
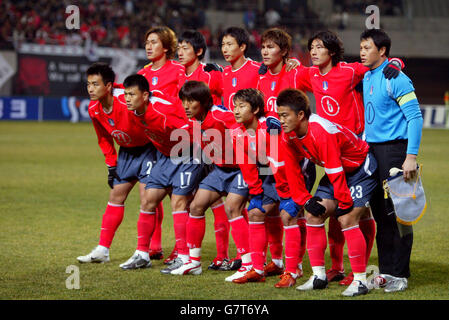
[124,86,148,112]
[177,41,199,67]
[261,40,284,67]
[277,105,300,133]
[309,39,332,67]
[86,74,110,101]
[360,38,383,69]
[233,99,256,124]
[221,35,245,63]
[145,33,167,61]
[182,99,203,119]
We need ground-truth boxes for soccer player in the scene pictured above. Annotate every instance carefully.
[177,29,231,270]
[277,88,378,297]
[229,88,312,288]
[77,63,157,269]
[170,81,259,280]
[360,29,423,292]
[137,25,186,262]
[121,74,203,273]
[305,30,404,285]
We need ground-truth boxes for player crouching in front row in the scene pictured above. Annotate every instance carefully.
[277,88,378,297]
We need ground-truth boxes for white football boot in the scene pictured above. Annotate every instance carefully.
[77,245,110,263]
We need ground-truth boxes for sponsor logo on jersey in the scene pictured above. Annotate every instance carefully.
[232,77,237,87]
[152,77,158,86]
[323,81,328,91]
[111,130,131,145]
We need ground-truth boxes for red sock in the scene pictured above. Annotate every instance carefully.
[136,211,156,252]
[249,222,266,272]
[229,216,250,256]
[343,226,367,273]
[297,218,307,264]
[186,214,206,250]
[149,201,164,252]
[328,215,345,272]
[99,203,124,248]
[212,203,230,259]
[306,224,327,267]
[172,211,189,256]
[360,218,376,264]
[266,216,284,260]
[284,225,301,274]
[241,208,249,222]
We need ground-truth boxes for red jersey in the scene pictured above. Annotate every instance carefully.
[282,114,369,209]
[308,62,367,135]
[230,118,290,198]
[88,89,151,167]
[186,63,223,106]
[137,60,186,98]
[222,59,261,110]
[257,63,312,118]
[131,91,191,157]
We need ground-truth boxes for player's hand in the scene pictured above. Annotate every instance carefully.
[258,63,268,75]
[204,63,223,72]
[107,166,120,189]
[280,198,302,217]
[304,196,326,217]
[335,205,353,217]
[402,154,418,181]
[286,58,300,71]
[266,116,281,135]
[383,59,402,79]
[248,193,266,213]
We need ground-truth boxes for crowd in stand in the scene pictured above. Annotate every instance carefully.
[0,0,324,59]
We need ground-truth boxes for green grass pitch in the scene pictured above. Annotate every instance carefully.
[0,122,448,300]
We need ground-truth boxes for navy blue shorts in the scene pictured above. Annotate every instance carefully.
[261,173,280,205]
[114,143,157,186]
[199,165,249,197]
[145,150,203,196]
[314,152,378,208]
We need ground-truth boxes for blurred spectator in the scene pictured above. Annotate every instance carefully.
[265,7,281,27]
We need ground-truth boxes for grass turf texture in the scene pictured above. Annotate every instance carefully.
[0,122,448,300]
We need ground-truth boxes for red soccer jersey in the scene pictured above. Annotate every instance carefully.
[137,60,186,98]
[231,118,290,198]
[257,63,312,118]
[308,62,367,135]
[222,58,261,110]
[186,63,223,106]
[130,91,191,157]
[88,89,151,167]
[281,114,369,209]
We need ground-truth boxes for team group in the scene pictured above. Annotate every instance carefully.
[76,25,423,297]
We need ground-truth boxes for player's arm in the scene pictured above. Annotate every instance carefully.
[317,132,354,214]
[282,137,313,206]
[391,75,423,180]
[90,117,117,167]
[292,64,313,93]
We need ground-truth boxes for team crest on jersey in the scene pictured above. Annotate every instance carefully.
[271,81,276,91]
[323,81,329,91]
[250,141,256,151]
[108,118,115,126]
[370,85,374,95]
[152,77,158,86]
[141,119,147,126]
[232,77,237,87]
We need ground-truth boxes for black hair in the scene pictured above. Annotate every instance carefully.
[123,74,150,93]
[220,26,250,55]
[307,30,344,66]
[178,30,207,61]
[86,62,115,86]
[360,28,391,57]
[276,88,311,118]
[233,88,265,119]
[179,80,213,112]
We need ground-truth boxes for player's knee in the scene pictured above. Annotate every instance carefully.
[140,197,158,212]
[189,200,207,217]
[248,209,265,222]
[108,189,127,205]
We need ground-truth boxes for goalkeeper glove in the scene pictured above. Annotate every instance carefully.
[258,63,268,75]
[204,63,223,72]
[107,166,120,189]
[304,196,326,217]
[383,60,402,79]
[266,116,281,135]
[335,205,353,217]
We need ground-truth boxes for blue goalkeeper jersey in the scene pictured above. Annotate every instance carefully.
[363,59,423,155]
